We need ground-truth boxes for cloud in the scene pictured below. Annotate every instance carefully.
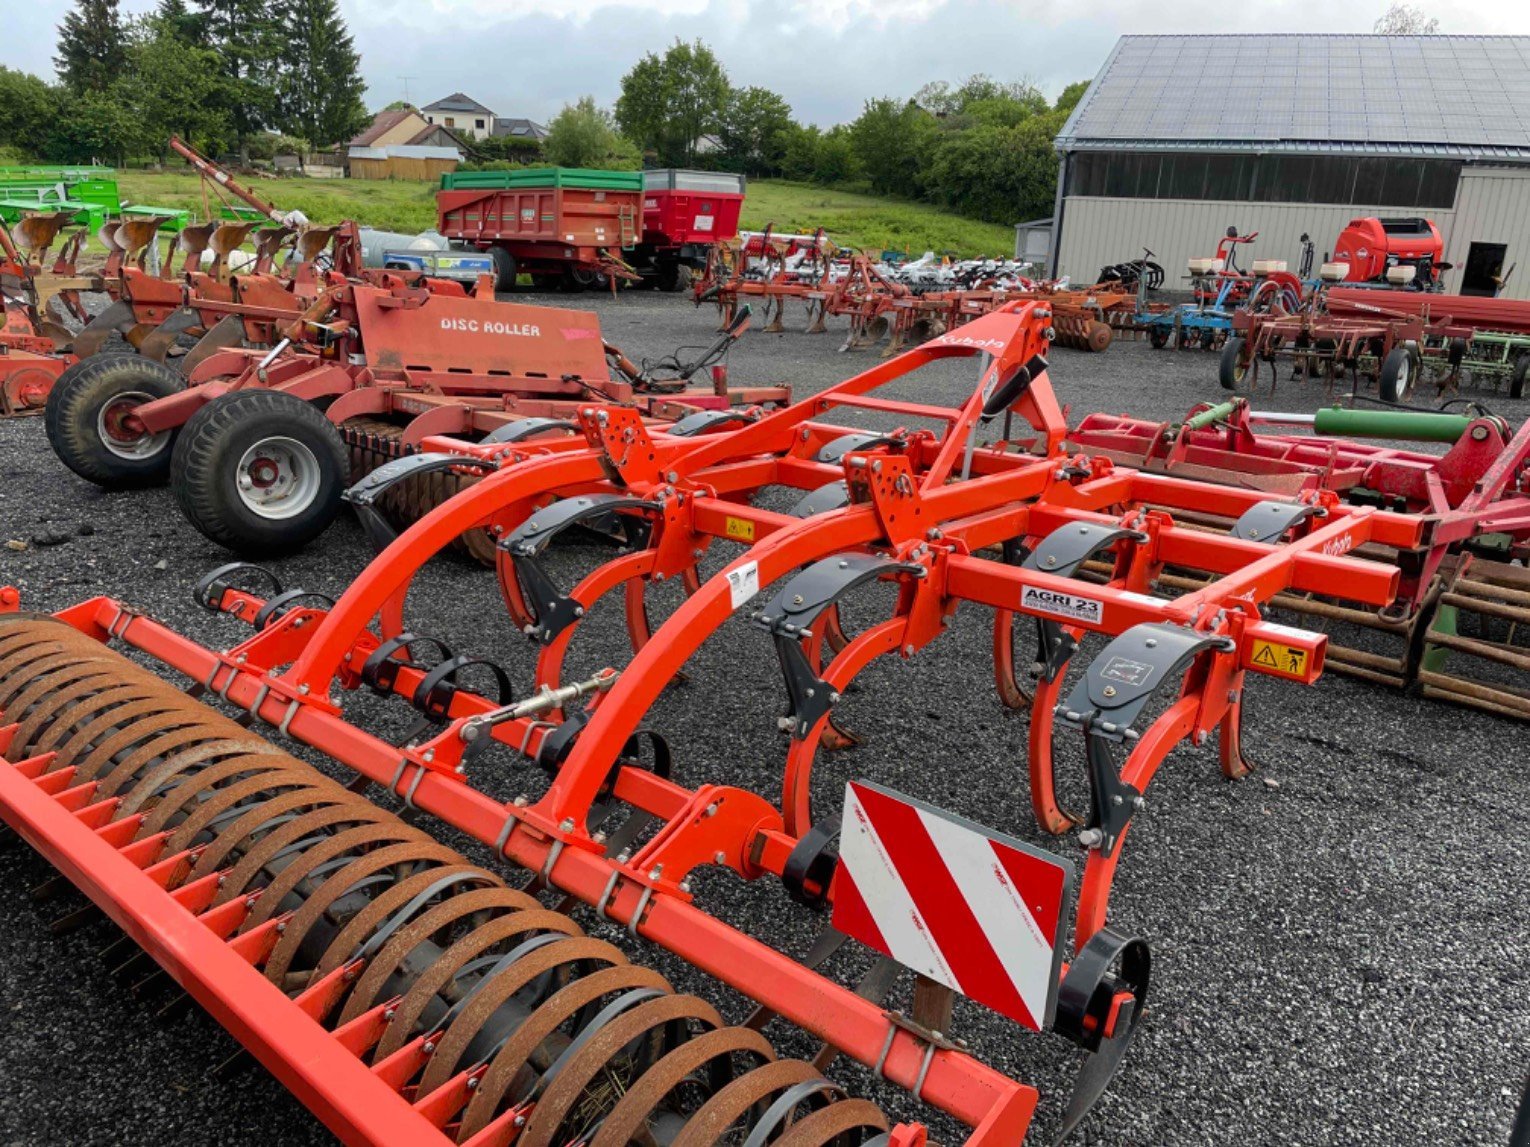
[13,0,1530,127]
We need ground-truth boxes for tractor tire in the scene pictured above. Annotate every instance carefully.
[1379,345,1419,404]
[44,352,185,487]
[657,262,693,293]
[1148,326,1171,350]
[1218,336,1249,391]
[490,248,518,293]
[171,389,348,556]
[1511,354,1529,400]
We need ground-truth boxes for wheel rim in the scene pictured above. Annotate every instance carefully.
[97,391,170,460]
[234,435,323,520]
[1396,356,1412,394]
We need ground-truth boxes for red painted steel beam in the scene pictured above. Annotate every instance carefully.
[0,750,454,1147]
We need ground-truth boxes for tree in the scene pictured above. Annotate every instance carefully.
[615,39,730,166]
[49,86,142,164]
[851,98,936,198]
[776,123,822,182]
[812,127,859,186]
[195,0,282,154]
[0,67,62,158]
[277,0,369,148]
[717,86,794,176]
[154,0,207,45]
[543,97,638,169]
[120,14,233,161]
[55,0,129,95]
[1374,3,1440,32]
[1054,81,1090,118]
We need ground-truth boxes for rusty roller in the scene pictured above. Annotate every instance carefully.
[1047,308,1113,353]
[0,615,892,1146]
[340,417,499,565]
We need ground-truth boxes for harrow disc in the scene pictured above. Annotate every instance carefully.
[0,615,892,1145]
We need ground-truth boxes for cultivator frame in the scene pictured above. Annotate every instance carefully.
[1,301,1442,1145]
[1069,397,1530,717]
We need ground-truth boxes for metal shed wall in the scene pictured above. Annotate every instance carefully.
[1055,196,1462,293]
[1443,167,1530,297]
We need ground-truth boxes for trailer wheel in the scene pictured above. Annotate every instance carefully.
[562,267,600,293]
[1219,337,1249,391]
[1148,326,1170,350]
[490,248,518,293]
[657,262,692,293]
[44,352,185,487]
[1511,354,1529,400]
[1379,346,1419,403]
[171,389,348,555]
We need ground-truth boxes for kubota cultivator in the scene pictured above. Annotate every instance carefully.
[1,301,1453,1146]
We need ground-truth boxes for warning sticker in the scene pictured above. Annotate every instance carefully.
[1251,639,1309,678]
[1100,657,1155,688]
[724,515,756,542]
[726,561,760,610]
[1021,586,1103,625]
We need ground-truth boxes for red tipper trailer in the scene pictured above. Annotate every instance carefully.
[436,167,643,292]
[436,167,746,294]
[641,169,745,291]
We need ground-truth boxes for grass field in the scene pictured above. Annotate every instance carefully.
[114,170,1016,256]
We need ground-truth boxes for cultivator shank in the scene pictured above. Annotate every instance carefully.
[3,300,1448,1144]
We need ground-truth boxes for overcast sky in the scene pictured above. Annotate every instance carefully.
[10,0,1530,125]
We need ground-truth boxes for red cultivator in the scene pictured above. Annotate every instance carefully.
[2,301,1449,1146]
[1070,397,1530,717]
[695,231,1126,355]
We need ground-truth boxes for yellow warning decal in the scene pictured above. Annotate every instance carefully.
[1251,639,1308,678]
[725,516,756,542]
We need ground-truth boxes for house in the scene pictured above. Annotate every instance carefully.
[422,93,497,141]
[491,117,548,142]
[1052,34,1530,298]
[348,109,470,180]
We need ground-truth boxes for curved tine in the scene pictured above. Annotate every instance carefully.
[781,616,906,836]
[534,549,654,694]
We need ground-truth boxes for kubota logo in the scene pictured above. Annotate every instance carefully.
[1320,533,1355,556]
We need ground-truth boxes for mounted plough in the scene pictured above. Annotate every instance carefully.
[0,212,103,414]
[1,301,1447,1146]
[1069,397,1530,718]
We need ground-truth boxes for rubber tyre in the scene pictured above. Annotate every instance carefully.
[1511,354,1528,400]
[1378,346,1418,404]
[44,352,185,487]
[171,389,348,556]
[657,262,692,293]
[490,248,517,293]
[1218,337,1248,391]
[1148,326,1170,350]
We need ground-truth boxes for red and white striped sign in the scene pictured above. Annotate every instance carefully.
[832,781,1074,1031]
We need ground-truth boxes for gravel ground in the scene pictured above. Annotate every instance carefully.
[0,288,1526,1146]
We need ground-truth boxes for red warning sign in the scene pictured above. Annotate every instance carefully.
[832,781,1074,1031]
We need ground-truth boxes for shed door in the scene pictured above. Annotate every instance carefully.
[1460,241,1507,297]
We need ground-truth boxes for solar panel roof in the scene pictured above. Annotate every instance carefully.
[1056,35,1530,158]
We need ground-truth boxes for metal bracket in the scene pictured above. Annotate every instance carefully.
[817,432,900,466]
[480,417,578,445]
[501,494,657,645]
[1229,499,1323,544]
[579,406,662,487]
[251,589,334,631]
[193,562,283,614]
[755,553,924,739]
[360,633,455,697]
[787,480,851,519]
[410,655,515,722]
[1022,522,1146,682]
[666,408,756,437]
[1057,623,1233,856]
[342,452,496,553]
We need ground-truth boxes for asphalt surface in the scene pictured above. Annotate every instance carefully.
[0,287,1526,1146]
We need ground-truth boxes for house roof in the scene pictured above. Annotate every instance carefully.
[1057,35,1530,161]
[407,123,470,150]
[350,108,421,147]
[491,117,548,140]
[423,92,495,116]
